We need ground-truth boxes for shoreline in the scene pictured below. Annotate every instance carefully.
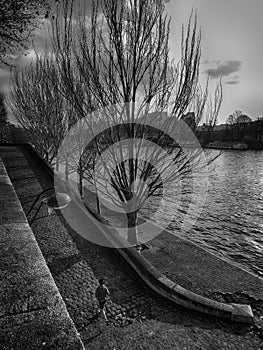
[204,141,263,150]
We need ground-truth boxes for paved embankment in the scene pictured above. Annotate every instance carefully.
[141,228,263,302]
[0,154,84,349]
[1,144,263,350]
[141,224,263,324]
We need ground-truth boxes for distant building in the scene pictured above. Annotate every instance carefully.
[212,124,227,131]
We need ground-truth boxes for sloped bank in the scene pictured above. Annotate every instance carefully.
[21,143,255,324]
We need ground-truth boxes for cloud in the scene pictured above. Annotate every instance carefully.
[204,60,242,79]
[225,74,240,85]
[225,80,240,85]
[225,75,240,85]
[201,60,210,65]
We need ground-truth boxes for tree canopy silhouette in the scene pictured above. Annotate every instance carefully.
[0,0,49,65]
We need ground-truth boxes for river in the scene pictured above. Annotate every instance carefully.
[141,150,263,278]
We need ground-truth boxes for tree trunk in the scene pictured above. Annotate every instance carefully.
[93,170,101,214]
[79,174,83,198]
[56,157,60,171]
[96,195,101,214]
[127,211,139,246]
[0,124,3,143]
[45,151,49,162]
[65,159,69,181]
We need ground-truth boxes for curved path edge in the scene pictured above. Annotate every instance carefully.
[22,143,254,325]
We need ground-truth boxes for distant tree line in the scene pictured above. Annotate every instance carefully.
[198,109,263,149]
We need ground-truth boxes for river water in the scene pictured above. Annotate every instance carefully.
[141,150,263,278]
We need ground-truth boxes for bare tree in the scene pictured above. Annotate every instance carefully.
[226,113,236,141]
[193,79,222,145]
[226,110,251,142]
[52,0,222,246]
[0,0,50,65]
[226,114,235,126]
[8,53,71,165]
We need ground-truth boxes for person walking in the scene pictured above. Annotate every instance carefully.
[95,278,110,322]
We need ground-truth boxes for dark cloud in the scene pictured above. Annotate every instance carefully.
[225,80,240,85]
[201,60,210,65]
[204,60,242,79]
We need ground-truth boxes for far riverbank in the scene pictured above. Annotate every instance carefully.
[205,141,263,150]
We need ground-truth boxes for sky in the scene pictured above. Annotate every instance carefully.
[1,0,263,124]
[166,0,263,123]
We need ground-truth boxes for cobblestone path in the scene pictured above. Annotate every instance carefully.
[1,146,262,350]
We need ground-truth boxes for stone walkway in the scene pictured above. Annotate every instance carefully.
[1,145,262,350]
[0,155,84,349]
